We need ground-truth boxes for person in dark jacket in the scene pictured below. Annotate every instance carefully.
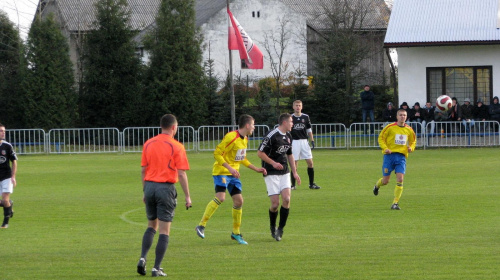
[409,102,426,133]
[382,102,397,125]
[461,98,474,132]
[400,102,411,117]
[423,102,435,134]
[360,85,375,134]
[448,97,462,122]
[489,96,500,132]
[473,98,489,132]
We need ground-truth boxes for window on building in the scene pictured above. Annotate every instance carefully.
[427,66,492,105]
[135,48,144,58]
[241,59,248,69]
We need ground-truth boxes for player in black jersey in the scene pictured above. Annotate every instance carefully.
[258,113,301,241]
[290,100,321,190]
[0,124,17,229]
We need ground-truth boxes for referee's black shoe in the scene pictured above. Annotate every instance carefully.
[309,183,321,189]
[137,258,146,276]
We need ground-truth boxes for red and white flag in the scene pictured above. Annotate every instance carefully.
[227,8,263,69]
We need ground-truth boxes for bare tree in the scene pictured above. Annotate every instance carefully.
[262,17,291,111]
[309,0,383,123]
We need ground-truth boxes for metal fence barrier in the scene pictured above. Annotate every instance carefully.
[122,126,196,153]
[5,121,500,154]
[5,129,47,155]
[425,121,500,148]
[197,125,270,151]
[312,124,348,149]
[48,128,121,154]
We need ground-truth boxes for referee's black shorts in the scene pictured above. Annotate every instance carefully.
[144,181,177,222]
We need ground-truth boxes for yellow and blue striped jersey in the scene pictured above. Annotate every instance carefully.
[212,131,251,175]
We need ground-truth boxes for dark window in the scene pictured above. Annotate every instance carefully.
[257,11,260,18]
[427,66,492,105]
[252,11,255,17]
[241,59,248,69]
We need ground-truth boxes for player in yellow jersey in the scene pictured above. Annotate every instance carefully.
[195,115,267,244]
[373,109,416,210]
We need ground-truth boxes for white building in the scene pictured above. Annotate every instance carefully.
[384,0,500,107]
[38,0,390,85]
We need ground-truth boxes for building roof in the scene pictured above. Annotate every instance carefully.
[53,0,160,31]
[43,0,388,33]
[281,0,390,31]
[384,0,500,47]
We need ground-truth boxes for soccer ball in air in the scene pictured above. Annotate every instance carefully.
[436,95,452,112]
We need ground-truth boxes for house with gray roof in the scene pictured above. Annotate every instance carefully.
[384,0,500,107]
[37,0,390,86]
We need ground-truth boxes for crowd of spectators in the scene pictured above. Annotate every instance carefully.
[391,96,500,134]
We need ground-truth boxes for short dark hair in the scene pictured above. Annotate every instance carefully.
[364,85,370,87]
[238,114,254,129]
[278,113,291,125]
[160,114,177,129]
[0,123,4,128]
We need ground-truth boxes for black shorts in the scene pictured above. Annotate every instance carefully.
[144,181,177,222]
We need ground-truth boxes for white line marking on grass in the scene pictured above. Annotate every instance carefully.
[119,207,145,226]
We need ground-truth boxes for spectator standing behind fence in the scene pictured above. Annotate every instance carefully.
[382,102,397,126]
[0,123,17,229]
[137,114,192,277]
[360,85,375,134]
[474,98,489,132]
[461,98,475,132]
[410,102,426,134]
[423,102,435,134]
[489,96,500,132]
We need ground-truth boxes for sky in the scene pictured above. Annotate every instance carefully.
[0,0,38,40]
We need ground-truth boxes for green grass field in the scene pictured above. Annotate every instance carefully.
[2,148,499,279]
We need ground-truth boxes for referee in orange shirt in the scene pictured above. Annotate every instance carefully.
[137,114,192,277]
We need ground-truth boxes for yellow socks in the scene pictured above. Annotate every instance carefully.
[393,182,403,204]
[199,197,221,227]
[232,206,242,235]
[376,178,385,188]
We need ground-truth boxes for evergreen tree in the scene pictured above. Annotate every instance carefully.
[203,58,224,125]
[80,0,144,129]
[23,14,77,130]
[143,0,206,126]
[253,78,276,127]
[218,73,249,125]
[310,0,376,124]
[0,12,24,128]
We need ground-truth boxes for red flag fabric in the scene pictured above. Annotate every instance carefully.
[227,8,263,69]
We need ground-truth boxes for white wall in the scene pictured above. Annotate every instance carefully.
[200,0,308,81]
[397,45,500,106]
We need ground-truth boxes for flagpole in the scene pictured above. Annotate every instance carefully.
[227,0,236,126]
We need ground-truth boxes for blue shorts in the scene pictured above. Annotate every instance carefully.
[382,153,406,176]
[213,175,242,193]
